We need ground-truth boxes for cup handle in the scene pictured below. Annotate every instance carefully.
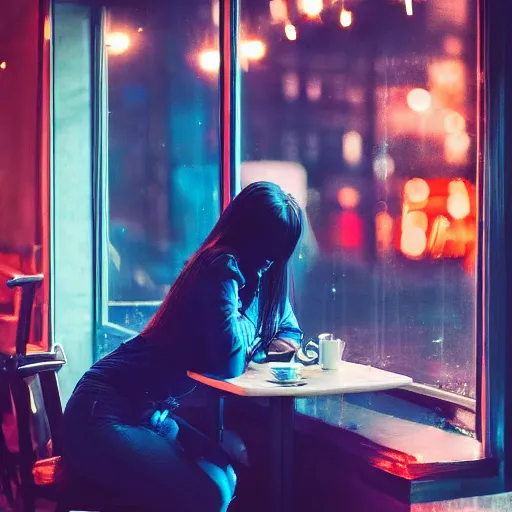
[295,338,319,366]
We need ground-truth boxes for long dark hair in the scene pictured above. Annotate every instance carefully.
[142,181,304,350]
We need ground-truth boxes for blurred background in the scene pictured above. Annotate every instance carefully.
[99,0,477,398]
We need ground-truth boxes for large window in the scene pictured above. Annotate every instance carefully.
[238,0,478,398]
[98,0,220,356]
[98,0,478,400]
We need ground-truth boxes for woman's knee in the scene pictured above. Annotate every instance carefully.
[196,460,237,512]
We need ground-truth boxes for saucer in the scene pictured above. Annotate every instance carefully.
[267,377,306,386]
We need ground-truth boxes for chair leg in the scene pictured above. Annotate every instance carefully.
[9,379,36,512]
[0,424,17,507]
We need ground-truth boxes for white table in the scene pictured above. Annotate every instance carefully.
[188,362,412,512]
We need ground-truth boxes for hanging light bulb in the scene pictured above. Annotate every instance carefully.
[405,0,413,16]
[285,23,297,41]
[299,0,323,18]
[339,9,352,27]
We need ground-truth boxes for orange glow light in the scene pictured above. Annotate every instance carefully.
[106,32,130,55]
[404,178,430,204]
[301,0,323,18]
[337,187,360,209]
[443,36,463,57]
[44,17,51,41]
[0,61,6,70]
[447,194,470,220]
[306,77,322,101]
[428,215,450,258]
[375,211,394,254]
[401,227,427,259]
[241,40,266,60]
[406,88,431,112]
[448,179,467,196]
[270,0,288,23]
[444,111,466,134]
[403,211,428,232]
[445,132,470,164]
[285,24,297,41]
[339,10,353,28]
[429,60,465,95]
[199,50,220,72]
[343,130,363,166]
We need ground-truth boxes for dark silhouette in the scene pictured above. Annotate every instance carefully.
[61,182,304,511]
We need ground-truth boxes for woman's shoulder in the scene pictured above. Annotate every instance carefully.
[205,249,245,287]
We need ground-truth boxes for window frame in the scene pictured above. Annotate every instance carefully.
[219,0,510,488]
[226,2,485,409]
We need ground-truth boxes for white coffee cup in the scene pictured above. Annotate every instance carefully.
[319,338,345,370]
[317,333,334,367]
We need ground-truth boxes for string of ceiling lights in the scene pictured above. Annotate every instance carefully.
[271,0,414,41]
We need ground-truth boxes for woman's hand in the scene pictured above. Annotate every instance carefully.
[150,409,180,442]
[268,338,297,354]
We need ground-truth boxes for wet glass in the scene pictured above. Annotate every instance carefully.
[104,0,220,338]
[239,0,478,397]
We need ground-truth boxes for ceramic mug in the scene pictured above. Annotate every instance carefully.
[296,333,345,368]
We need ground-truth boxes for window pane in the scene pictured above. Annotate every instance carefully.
[102,0,219,354]
[240,0,478,397]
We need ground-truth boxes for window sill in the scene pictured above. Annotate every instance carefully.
[295,395,483,470]
[294,396,497,482]
[219,393,500,507]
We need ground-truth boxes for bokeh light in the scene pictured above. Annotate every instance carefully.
[339,10,353,28]
[241,40,266,60]
[403,211,428,232]
[445,132,470,164]
[401,227,427,259]
[406,88,432,112]
[448,179,468,196]
[337,187,360,209]
[106,32,130,55]
[285,23,297,41]
[300,0,323,17]
[447,194,470,220]
[404,178,430,203]
[306,77,322,101]
[444,111,466,134]
[199,50,220,72]
[270,0,288,23]
[343,130,363,166]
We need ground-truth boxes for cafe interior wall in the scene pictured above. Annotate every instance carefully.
[0,0,49,354]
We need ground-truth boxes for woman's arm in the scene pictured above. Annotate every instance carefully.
[270,297,303,352]
[197,254,255,379]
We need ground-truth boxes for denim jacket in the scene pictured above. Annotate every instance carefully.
[197,253,303,378]
[73,252,303,413]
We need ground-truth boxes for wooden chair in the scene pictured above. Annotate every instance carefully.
[2,275,137,512]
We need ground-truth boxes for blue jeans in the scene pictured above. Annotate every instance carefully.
[61,389,236,512]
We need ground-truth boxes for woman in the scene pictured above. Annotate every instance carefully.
[61,182,304,512]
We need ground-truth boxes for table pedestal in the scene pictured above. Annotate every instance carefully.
[270,396,295,512]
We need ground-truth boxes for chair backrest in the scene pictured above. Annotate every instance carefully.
[0,256,22,316]
[2,275,66,502]
[6,275,44,356]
